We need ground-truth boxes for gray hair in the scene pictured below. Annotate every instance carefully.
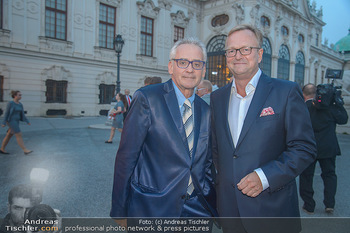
[169,37,207,61]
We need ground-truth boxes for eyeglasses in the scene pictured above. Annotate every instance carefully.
[196,88,206,93]
[225,47,261,57]
[171,59,205,70]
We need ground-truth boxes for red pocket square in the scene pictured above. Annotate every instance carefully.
[260,107,275,117]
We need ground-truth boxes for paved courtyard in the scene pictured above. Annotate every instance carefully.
[0,116,349,232]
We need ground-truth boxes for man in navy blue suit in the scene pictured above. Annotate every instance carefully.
[110,38,216,220]
[210,24,317,233]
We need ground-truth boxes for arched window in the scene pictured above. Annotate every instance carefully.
[277,45,290,80]
[260,37,272,76]
[295,51,305,88]
[281,26,289,36]
[206,35,230,87]
[260,16,270,28]
[298,34,304,43]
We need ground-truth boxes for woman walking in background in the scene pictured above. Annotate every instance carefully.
[1,90,32,155]
[105,93,127,143]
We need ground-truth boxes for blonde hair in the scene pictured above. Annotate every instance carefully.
[226,24,263,48]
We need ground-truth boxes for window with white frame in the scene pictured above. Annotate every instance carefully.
[140,16,153,56]
[45,0,67,40]
[99,3,116,49]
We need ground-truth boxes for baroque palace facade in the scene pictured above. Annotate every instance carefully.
[0,0,349,131]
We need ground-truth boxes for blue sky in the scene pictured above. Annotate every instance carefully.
[314,0,350,46]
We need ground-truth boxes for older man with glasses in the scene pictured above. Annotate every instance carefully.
[111,37,217,222]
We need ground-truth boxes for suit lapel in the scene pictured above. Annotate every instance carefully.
[220,83,235,151]
[163,80,190,155]
[192,96,201,162]
[236,73,272,149]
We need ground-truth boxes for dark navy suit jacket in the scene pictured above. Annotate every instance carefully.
[110,79,216,217]
[211,73,316,232]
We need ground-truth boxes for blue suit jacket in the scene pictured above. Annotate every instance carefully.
[211,73,316,232]
[110,79,217,217]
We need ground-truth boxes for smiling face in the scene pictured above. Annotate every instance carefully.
[225,29,263,82]
[168,44,206,98]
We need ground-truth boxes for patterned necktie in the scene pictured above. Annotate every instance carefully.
[183,99,194,195]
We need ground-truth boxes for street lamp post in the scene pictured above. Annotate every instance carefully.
[114,34,124,94]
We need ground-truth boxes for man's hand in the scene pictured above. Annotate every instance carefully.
[237,171,263,197]
[114,219,127,228]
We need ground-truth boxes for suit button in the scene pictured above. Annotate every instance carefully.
[233,155,238,159]
[181,194,186,199]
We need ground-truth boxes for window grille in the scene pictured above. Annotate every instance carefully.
[260,37,272,77]
[174,26,184,43]
[295,51,305,88]
[45,79,67,103]
[277,45,290,80]
[206,35,230,87]
[99,84,116,104]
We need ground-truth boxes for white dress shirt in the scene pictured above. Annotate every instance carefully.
[228,69,269,191]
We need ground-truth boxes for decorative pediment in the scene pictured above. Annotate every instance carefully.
[158,0,172,10]
[137,0,160,18]
[41,65,72,81]
[97,0,122,8]
[97,71,116,84]
[0,63,10,77]
[170,11,190,28]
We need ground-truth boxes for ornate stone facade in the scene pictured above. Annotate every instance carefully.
[0,0,348,132]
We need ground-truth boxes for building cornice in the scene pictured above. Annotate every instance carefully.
[310,45,345,63]
[0,46,168,72]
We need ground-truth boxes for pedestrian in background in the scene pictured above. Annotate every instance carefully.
[196,79,213,105]
[1,90,32,155]
[123,89,132,121]
[144,76,162,86]
[299,83,348,214]
[105,93,127,143]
